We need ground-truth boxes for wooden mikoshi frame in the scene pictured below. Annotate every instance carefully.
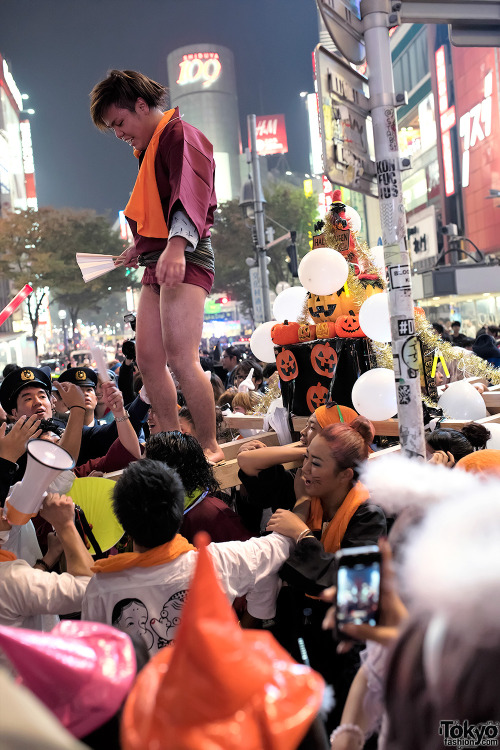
[104,383,500,491]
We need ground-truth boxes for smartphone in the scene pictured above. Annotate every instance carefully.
[335,545,381,630]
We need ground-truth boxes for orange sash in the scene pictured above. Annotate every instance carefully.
[0,549,17,562]
[124,109,175,238]
[306,482,370,554]
[91,534,195,574]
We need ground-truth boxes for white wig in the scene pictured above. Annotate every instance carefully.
[361,454,500,644]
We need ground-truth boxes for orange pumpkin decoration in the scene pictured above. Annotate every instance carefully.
[298,323,316,342]
[307,292,341,323]
[335,314,366,338]
[271,321,300,346]
[306,382,330,412]
[276,349,298,381]
[315,321,336,338]
[337,288,364,316]
[311,342,338,377]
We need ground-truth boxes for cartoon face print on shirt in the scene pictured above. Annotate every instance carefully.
[112,598,154,650]
[150,590,188,648]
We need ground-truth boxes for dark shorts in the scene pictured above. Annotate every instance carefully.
[142,261,214,295]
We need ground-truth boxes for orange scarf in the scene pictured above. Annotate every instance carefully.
[91,534,195,574]
[0,549,16,562]
[306,482,370,554]
[124,109,176,238]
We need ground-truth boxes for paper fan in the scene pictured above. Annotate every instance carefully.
[68,477,124,554]
[76,253,116,283]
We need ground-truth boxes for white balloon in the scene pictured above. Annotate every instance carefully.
[344,205,362,234]
[486,423,500,450]
[438,381,488,421]
[359,293,392,342]
[298,248,349,295]
[369,245,386,274]
[249,321,277,363]
[272,286,308,322]
[275,281,291,295]
[352,368,397,421]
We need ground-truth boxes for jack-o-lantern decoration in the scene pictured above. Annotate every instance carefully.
[337,289,363,317]
[315,321,336,339]
[335,314,366,338]
[276,349,298,381]
[311,342,338,377]
[271,321,300,346]
[307,293,340,323]
[298,323,316,342]
[306,382,330,412]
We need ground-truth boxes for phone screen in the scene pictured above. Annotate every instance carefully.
[336,557,381,627]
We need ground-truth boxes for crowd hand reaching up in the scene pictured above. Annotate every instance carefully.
[55,381,85,411]
[428,450,455,467]
[40,492,94,578]
[101,380,141,459]
[155,237,186,288]
[322,539,408,652]
[266,508,310,541]
[40,492,75,533]
[100,381,125,416]
[0,415,41,464]
[114,245,139,269]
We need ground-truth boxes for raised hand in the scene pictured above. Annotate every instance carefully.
[0,415,42,463]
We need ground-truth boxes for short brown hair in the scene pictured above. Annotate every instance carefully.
[90,69,168,131]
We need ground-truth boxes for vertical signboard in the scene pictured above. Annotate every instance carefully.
[249,266,265,325]
[314,45,377,198]
[452,46,500,254]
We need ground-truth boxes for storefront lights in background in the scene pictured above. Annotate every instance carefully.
[2,59,23,111]
[252,114,288,156]
[459,71,492,189]
[307,93,323,174]
[435,45,456,197]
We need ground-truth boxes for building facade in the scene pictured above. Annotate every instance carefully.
[391,25,500,332]
[0,53,38,362]
[166,44,241,202]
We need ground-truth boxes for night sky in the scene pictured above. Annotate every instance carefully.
[0,0,320,220]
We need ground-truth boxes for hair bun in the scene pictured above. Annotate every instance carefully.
[462,422,491,450]
[350,415,375,446]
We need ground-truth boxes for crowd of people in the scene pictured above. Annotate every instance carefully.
[0,339,499,749]
[431,319,500,367]
[1,66,499,748]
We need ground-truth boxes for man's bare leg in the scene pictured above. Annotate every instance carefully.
[160,282,224,463]
[135,285,180,432]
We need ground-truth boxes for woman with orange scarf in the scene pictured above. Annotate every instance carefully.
[266,419,386,733]
[90,70,223,464]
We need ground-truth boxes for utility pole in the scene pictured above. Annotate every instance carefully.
[361,0,426,458]
[317,0,500,458]
[247,114,273,322]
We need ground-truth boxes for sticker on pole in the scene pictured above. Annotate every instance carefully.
[389,264,411,290]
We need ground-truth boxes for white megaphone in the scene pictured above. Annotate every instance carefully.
[5,439,75,525]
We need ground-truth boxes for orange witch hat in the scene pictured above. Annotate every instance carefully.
[121,532,325,750]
